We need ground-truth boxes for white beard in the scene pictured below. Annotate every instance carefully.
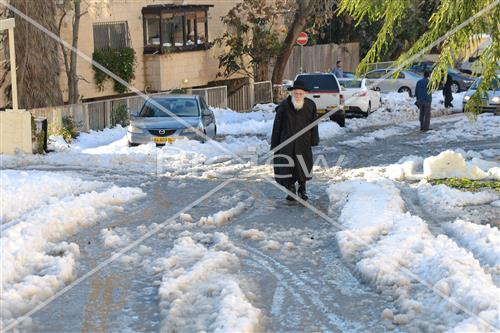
[291,97,304,110]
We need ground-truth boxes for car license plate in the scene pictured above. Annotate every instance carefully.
[152,137,176,144]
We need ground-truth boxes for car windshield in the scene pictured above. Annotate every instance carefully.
[296,74,340,93]
[139,98,199,117]
[339,80,362,88]
[470,78,499,90]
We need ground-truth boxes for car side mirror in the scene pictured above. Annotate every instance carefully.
[202,109,211,116]
[130,111,139,118]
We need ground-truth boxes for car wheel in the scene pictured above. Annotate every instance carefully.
[365,102,371,117]
[398,86,412,97]
[451,81,460,93]
[214,125,217,137]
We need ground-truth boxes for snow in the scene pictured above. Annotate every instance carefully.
[101,227,131,248]
[346,91,460,131]
[212,107,274,136]
[240,229,267,241]
[72,125,128,150]
[341,126,410,146]
[384,150,499,181]
[420,113,500,144]
[1,170,103,223]
[327,179,500,331]
[385,156,423,181]
[423,150,498,180]
[444,220,500,282]
[417,182,498,208]
[0,172,145,326]
[198,197,254,227]
[157,233,261,333]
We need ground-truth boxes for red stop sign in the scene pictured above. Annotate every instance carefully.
[296,32,308,46]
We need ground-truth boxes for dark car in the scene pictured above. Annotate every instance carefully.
[409,62,476,93]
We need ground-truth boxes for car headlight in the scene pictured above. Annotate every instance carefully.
[491,96,500,104]
[463,95,470,102]
[128,125,143,134]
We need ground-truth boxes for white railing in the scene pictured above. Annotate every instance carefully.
[29,82,273,131]
[254,81,273,105]
[228,81,274,112]
[191,86,227,108]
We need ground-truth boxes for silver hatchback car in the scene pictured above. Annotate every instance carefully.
[364,68,422,97]
[127,95,217,146]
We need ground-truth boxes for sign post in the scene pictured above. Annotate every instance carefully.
[296,32,308,73]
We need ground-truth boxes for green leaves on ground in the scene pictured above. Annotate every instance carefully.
[430,178,500,192]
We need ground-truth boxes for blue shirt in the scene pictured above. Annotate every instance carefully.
[333,68,343,78]
[415,78,432,103]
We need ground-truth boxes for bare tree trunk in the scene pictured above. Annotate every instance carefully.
[8,0,63,109]
[68,0,81,104]
[271,0,316,85]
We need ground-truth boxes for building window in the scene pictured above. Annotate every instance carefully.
[142,4,212,54]
[93,21,130,50]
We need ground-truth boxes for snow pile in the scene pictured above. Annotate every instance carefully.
[421,113,500,144]
[346,91,459,131]
[444,220,500,282]
[101,227,131,248]
[384,150,499,181]
[72,125,128,150]
[417,182,498,208]
[198,197,254,227]
[318,121,344,139]
[240,228,267,241]
[0,170,103,223]
[423,150,498,180]
[385,156,423,181]
[2,133,270,178]
[327,180,500,331]
[212,107,274,136]
[157,233,261,333]
[0,180,145,326]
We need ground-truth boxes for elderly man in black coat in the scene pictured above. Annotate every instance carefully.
[271,80,320,201]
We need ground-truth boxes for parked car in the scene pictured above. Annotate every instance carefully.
[294,72,346,127]
[127,95,216,146]
[446,68,477,93]
[342,71,355,79]
[408,61,435,75]
[338,78,381,117]
[364,68,421,96]
[462,75,500,113]
[409,62,476,93]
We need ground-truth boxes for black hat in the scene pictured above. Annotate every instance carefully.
[287,80,309,92]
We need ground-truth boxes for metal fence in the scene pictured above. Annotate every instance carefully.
[29,83,272,132]
[227,81,273,112]
[191,86,228,108]
[254,81,273,105]
[228,84,251,112]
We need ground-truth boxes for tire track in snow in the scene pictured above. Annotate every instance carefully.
[241,244,364,332]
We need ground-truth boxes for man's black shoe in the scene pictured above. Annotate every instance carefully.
[286,184,296,201]
[298,183,308,201]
